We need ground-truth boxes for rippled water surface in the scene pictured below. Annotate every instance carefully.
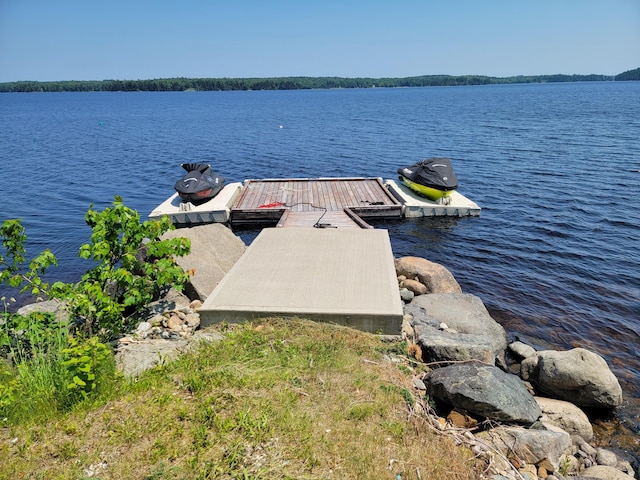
[1,83,639,447]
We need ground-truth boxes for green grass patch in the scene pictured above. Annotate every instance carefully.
[0,318,481,479]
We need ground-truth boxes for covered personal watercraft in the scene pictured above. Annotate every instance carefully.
[397,157,458,201]
[174,163,225,204]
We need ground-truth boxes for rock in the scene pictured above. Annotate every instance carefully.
[535,397,594,442]
[166,314,183,331]
[135,321,152,335]
[447,410,478,429]
[136,288,192,322]
[394,256,462,294]
[537,457,555,476]
[424,362,542,424]
[17,299,69,323]
[184,313,201,328]
[478,425,572,472]
[400,278,428,295]
[508,341,536,360]
[115,328,224,377]
[407,293,507,366]
[162,223,245,301]
[595,448,619,467]
[521,348,623,408]
[581,465,635,480]
[399,288,414,303]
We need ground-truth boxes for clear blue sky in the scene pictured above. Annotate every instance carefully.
[1,0,638,82]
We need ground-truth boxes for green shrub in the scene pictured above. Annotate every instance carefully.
[61,335,113,402]
[1,197,188,422]
[54,196,191,339]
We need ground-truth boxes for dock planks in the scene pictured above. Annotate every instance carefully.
[230,178,402,228]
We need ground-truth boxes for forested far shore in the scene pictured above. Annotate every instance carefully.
[1,69,638,93]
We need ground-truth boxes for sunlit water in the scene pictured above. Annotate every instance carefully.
[1,83,638,454]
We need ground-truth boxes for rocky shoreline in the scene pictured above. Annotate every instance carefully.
[18,223,637,480]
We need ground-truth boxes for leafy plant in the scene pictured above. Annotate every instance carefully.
[53,196,192,339]
[61,336,112,401]
[0,361,19,412]
[0,219,58,298]
[0,198,191,422]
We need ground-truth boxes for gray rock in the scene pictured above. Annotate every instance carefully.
[399,287,414,303]
[135,321,152,334]
[595,448,619,467]
[394,256,462,293]
[521,348,623,408]
[115,327,224,377]
[581,465,635,480]
[478,425,571,472]
[17,299,69,323]
[509,341,536,360]
[162,223,245,301]
[535,397,593,442]
[424,362,542,424]
[407,293,507,366]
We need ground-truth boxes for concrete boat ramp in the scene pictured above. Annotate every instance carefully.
[150,177,480,334]
[199,227,403,334]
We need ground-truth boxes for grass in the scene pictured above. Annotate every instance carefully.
[0,318,481,479]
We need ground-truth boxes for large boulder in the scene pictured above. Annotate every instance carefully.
[394,256,461,294]
[406,293,507,366]
[581,465,636,480]
[162,223,245,301]
[477,425,572,472]
[521,348,623,409]
[535,396,594,442]
[17,299,70,324]
[424,362,542,425]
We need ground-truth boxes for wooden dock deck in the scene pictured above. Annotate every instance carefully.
[230,178,402,228]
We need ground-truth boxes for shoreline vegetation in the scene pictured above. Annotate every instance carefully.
[1,67,639,93]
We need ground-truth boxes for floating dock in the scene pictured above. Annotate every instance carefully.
[149,177,480,227]
[199,227,404,334]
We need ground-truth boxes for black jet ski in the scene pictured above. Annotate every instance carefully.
[174,163,225,204]
[397,157,458,200]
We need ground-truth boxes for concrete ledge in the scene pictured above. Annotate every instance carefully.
[200,228,404,334]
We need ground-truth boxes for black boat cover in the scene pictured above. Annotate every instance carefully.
[397,157,458,190]
[174,163,225,203]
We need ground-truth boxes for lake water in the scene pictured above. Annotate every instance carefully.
[1,83,639,454]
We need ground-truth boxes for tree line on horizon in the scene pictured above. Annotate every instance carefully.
[1,68,638,93]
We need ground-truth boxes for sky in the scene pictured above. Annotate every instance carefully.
[0,0,639,83]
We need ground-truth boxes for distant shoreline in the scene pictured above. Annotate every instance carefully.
[1,70,638,93]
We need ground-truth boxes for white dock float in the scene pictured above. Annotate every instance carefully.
[148,182,242,225]
[385,179,481,217]
[199,228,404,334]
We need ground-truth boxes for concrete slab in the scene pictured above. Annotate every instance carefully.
[385,179,481,217]
[149,182,243,225]
[199,228,404,334]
